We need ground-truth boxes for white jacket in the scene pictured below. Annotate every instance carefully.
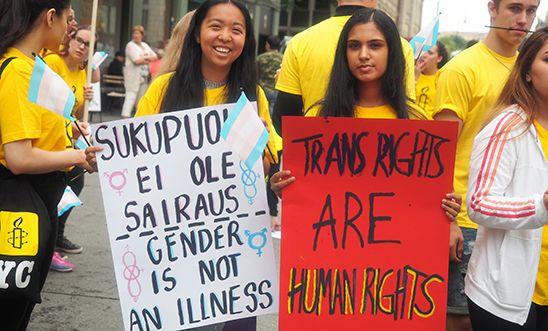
[465,105,548,325]
[124,40,154,92]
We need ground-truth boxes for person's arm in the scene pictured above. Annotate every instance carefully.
[270,169,296,198]
[432,67,471,136]
[442,192,464,262]
[467,113,548,230]
[4,139,91,175]
[145,43,158,62]
[73,85,95,120]
[91,67,100,83]
[273,38,304,135]
[84,145,104,173]
[126,42,153,65]
[434,110,464,136]
[272,91,303,136]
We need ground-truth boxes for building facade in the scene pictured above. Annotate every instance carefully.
[279,0,424,38]
[72,0,282,56]
[71,0,423,58]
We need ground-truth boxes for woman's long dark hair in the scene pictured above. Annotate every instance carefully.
[161,0,257,112]
[320,8,408,119]
[0,0,71,56]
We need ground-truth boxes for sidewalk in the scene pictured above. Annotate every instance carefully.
[27,111,280,330]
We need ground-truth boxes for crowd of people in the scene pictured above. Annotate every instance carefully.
[0,0,546,330]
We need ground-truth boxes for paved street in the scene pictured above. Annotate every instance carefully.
[27,112,280,330]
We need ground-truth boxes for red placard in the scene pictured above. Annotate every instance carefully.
[279,117,458,331]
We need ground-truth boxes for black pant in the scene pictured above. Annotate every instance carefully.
[223,316,256,331]
[0,299,35,331]
[468,297,548,331]
[58,166,85,241]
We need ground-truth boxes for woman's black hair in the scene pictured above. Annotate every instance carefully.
[0,0,71,56]
[161,0,257,112]
[436,40,449,68]
[319,8,409,119]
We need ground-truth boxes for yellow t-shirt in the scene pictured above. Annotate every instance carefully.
[44,53,86,116]
[354,105,397,119]
[0,48,69,168]
[532,120,548,305]
[433,42,517,229]
[136,73,279,164]
[353,102,430,121]
[415,72,439,116]
[276,15,416,115]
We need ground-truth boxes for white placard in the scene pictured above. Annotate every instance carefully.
[94,104,279,331]
[89,81,101,112]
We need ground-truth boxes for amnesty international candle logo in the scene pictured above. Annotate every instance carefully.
[0,212,39,256]
[8,217,28,249]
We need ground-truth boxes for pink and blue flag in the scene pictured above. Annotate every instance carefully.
[57,186,82,217]
[28,55,76,121]
[410,14,440,60]
[92,51,108,70]
[221,93,269,169]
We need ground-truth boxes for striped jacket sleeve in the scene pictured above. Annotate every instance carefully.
[467,111,548,230]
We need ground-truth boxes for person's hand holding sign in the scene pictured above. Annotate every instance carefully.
[443,192,463,262]
[270,169,295,198]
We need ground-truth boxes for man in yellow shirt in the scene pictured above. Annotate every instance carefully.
[272,0,416,133]
[433,1,539,330]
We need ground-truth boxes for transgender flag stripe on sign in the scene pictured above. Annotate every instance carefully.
[28,55,76,121]
[221,93,270,169]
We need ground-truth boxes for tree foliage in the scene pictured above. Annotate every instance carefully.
[439,35,467,56]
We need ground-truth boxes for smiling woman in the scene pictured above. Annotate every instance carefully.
[197,3,246,83]
[134,0,278,169]
[121,0,279,330]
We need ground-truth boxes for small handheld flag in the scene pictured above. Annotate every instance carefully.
[28,55,76,121]
[410,14,440,60]
[57,186,82,216]
[221,93,270,169]
[92,51,108,70]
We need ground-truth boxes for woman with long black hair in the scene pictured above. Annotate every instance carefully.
[134,1,277,330]
[136,0,277,167]
[271,7,462,258]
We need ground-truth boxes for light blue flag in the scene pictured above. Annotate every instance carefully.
[409,14,440,60]
[221,92,270,169]
[28,55,76,121]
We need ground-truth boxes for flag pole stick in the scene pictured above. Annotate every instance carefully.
[266,144,278,167]
[83,0,99,123]
[415,43,425,64]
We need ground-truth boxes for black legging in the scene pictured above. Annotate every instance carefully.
[57,166,85,241]
[468,297,548,331]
